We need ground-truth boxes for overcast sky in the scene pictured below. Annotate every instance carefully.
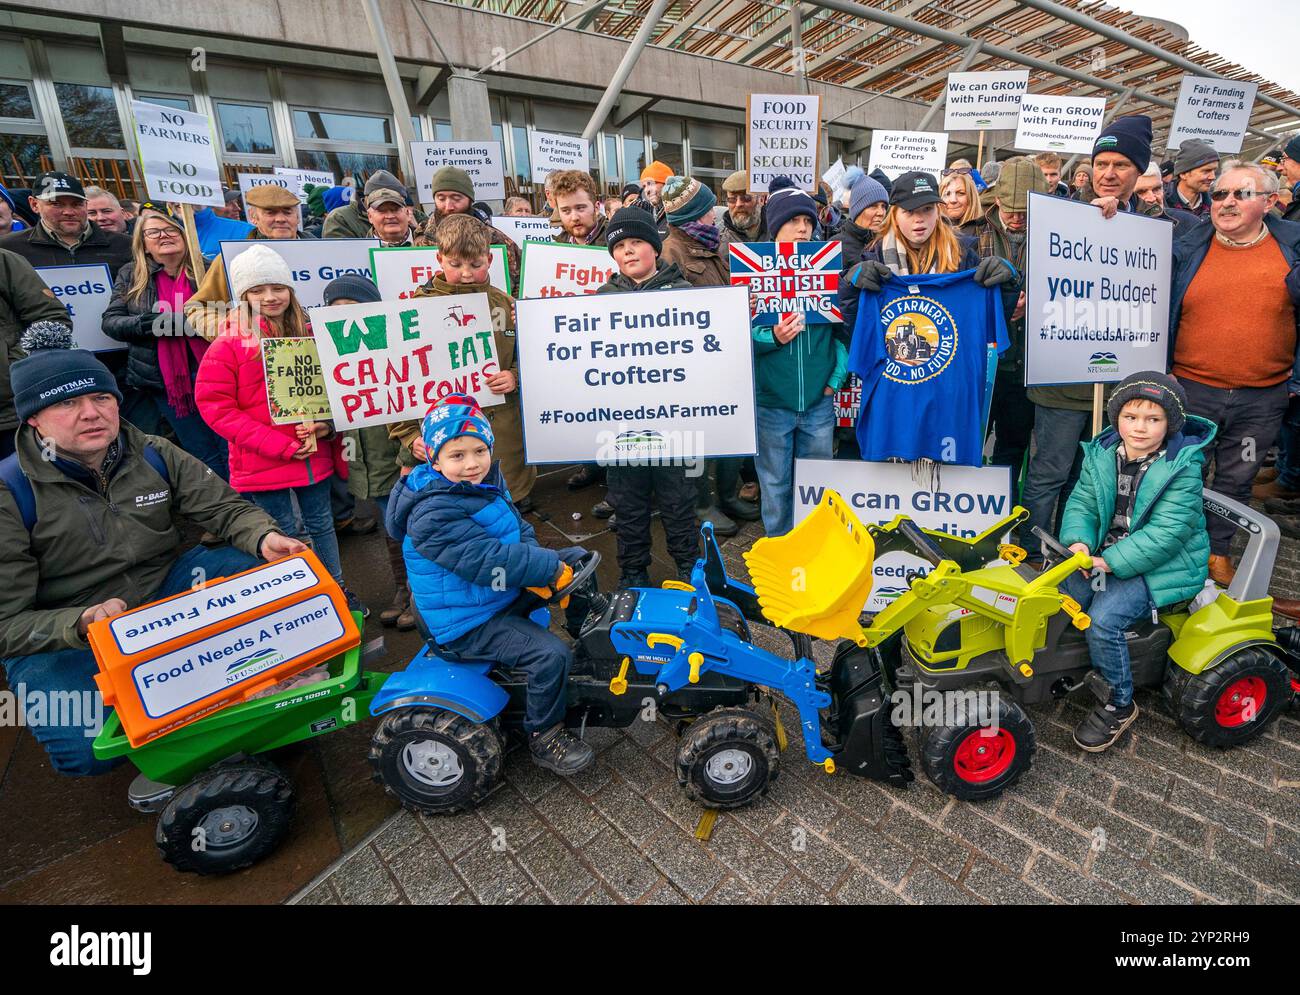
[1117,0,1297,94]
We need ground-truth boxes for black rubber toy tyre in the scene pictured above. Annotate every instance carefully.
[1164,646,1294,748]
[369,707,502,815]
[676,707,779,809]
[155,759,294,875]
[919,692,1036,801]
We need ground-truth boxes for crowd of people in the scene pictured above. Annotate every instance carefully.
[0,116,1298,772]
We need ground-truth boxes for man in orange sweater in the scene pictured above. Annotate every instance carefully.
[1169,160,1300,597]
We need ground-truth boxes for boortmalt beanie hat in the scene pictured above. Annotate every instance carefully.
[12,321,122,421]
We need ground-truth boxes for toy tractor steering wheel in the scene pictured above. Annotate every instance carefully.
[1030,525,1075,567]
[552,551,601,603]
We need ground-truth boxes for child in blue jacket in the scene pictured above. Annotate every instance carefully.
[1058,372,1214,753]
[385,393,594,775]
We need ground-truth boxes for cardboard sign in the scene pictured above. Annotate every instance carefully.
[309,295,503,429]
[131,100,224,208]
[369,245,511,299]
[1167,76,1257,155]
[944,71,1030,131]
[1023,193,1172,387]
[529,130,589,183]
[515,285,757,463]
[793,460,1014,612]
[728,240,842,324]
[492,215,556,245]
[89,551,358,747]
[868,131,949,182]
[34,264,122,352]
[519,241,618,299]
[220,238,378,308]
[412,141,506,202]
[748,93,821,193]
[1014,95,1107,155]
[261,336,331,424]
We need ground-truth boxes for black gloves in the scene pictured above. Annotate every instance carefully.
[851,260,894,293]
[973,256,1015,288]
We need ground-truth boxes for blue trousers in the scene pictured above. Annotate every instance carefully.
[755,395,835,537]
[1061,570,1153,708]
[123,389,229,480]
[1023,405,1089,547]
[1,544,260,776]
[243,480,345,588]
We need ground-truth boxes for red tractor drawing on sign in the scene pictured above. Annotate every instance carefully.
[445,305,478,328]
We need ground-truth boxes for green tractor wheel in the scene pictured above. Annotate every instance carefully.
[1164,645,1294,748]
[919,692,1036,801]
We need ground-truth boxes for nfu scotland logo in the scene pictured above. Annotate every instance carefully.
[1087,351,1119,374]
[881,295,958,385]
[225,648,282,684]
[613,429,665,457]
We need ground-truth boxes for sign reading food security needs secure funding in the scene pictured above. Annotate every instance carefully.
[35,264,122,352]
[220,239,378,308]
[516,286,756,463]
[131,100,224,208]
[748,93,821,193]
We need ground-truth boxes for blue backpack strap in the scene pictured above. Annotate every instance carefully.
[0,453,36,533]
[142,443,171,489]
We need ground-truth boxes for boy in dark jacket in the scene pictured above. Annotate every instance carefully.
[596,207,701,587]
[386,393,594,774]
[1058,372,1214,752]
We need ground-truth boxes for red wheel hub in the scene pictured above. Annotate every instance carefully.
[1215,676,1267,728]
[953,728,1016,783]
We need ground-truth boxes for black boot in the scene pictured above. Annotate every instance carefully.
[618,569,651,589]
[529,723,595,774]
[567,464,604,491]
[1073,701,1138,752]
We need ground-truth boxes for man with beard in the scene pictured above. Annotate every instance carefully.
[718,171,765,251]
[417,166,520,291]
[550,169,607,246]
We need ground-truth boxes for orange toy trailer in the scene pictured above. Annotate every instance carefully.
[89,551,360,748]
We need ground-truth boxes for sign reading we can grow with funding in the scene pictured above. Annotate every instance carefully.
[309,296,503,429]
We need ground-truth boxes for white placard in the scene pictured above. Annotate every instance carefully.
[1014,94,1107,155]
[275,167,335,204]
[1023,192,1173,387]
[748,93,821,193]
[370,245,511,299]
[793,459,1014,612]
[492,215,556,244]
[131,100,224,208]
[236,171,294,203]
[516,286,757,463]
[34,264,122,352]
[1167,76,1257,155]
[944,70,1030,131]
[529,131,589,184]
[411,141,506,202]
[133,593,345,720]
[109,555,322,656]
[220,238,378,308]
[822,157,847,193]
[519,241,618,299]
[868,131,949,181]
[309,295,503,429]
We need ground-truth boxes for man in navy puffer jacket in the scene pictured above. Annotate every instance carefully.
[386,392,594,774]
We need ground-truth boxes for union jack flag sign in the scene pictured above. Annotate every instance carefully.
[728,240,843,326]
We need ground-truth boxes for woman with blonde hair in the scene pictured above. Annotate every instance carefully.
[101,201,227,477]
[940,169,985,233]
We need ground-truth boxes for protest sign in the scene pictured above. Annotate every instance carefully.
[412,141,506,202]
[275,167,334,203]
[822,157,847,194]
[34,264,122,352]
[309,295,503,429]
[728,240,842,324]
[220,239,378,308]
[748,93,821,192]
[515,285,756,463]
[1167,76,1257,154]
[868,131,949,181]
[131,100,223,208]
[793,460,1014,612]
[261,337,332,424]
[1023,192,1172,387]
[370,245,510,299]
[492,215,555,244]
[1014,95,1106,155]
[529,131,589,183]
[519,241,618,299]
[834,375,861,428]
[944,70,1030,131]
[236,171,295,203]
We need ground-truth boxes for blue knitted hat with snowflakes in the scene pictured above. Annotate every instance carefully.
[422,391,494,462]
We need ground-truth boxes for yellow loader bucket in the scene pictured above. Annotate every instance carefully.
[742,489,875,644]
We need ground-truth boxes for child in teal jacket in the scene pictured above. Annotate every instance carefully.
[1058,371,1215,753]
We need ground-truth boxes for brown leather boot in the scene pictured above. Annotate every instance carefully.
[1208,554,1236,587]
[396,599,417,631]
[380,536,410,628]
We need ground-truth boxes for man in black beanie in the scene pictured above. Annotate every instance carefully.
[1165,139,1219,218]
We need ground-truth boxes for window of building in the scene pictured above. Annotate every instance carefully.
[297,150,400,181]
[0,81,36,119]
[215,101,277,155]
[649,115,684,175]
[292,108,392,144]
[54,82,124,150]
[136,93,193,112]
[0,134,51,187]
[434,120,452,141]
[688,120,738,195]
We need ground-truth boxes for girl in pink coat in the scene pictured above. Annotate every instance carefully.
[195,245,355,606]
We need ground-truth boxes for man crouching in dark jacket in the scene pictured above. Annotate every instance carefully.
[0,323,306,775]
